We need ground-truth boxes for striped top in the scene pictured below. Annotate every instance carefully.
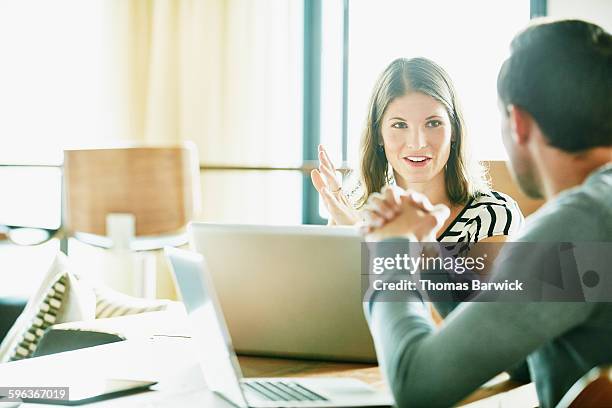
[438,190,524,254]
[343,167,523,249]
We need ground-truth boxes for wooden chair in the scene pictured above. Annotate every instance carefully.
[557,366,612,407]
[63,145,200,240]
[62,145,201,297]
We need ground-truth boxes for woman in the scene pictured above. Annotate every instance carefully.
[312,57,524,323]
[312,57,523,254]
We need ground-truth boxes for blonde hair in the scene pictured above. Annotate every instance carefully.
[356,57,489,208]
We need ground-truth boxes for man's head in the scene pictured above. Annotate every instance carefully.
[497,19,612,198]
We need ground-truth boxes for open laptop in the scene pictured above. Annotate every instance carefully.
[165,247,393,407]
[188,223,377,362]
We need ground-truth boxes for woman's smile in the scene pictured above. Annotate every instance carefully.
[402,155,433,168]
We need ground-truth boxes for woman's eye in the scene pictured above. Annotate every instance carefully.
[391,122,407,129]
[426,120,442,128]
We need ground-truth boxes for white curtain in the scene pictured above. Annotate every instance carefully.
[111,0,303,166]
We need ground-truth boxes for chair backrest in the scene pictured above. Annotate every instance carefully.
[63,145,200,237]
[485,160,545,217]
[557,366,612,407]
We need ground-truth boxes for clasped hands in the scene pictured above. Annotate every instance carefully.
[360,186,451,243]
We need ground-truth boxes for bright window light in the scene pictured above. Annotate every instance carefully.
[0,0,114,165]
[346,0,530,163]
[319,0,529,219]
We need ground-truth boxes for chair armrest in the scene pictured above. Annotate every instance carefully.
[557,366,612,408]
[34,309,191,357]
[33,328,124,357]
[0,297,27,343]
[52,309,190,338]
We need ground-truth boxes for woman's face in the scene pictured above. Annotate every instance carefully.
[380,91,453,187]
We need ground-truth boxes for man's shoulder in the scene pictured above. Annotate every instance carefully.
[517,177,612,242]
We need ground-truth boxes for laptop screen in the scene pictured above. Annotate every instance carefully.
[165,247,248,408]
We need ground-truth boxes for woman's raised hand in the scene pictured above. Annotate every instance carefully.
[310,144,360,225]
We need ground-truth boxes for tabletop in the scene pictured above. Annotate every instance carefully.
[0,336,537,407]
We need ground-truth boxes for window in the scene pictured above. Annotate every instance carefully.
[318,0,531,171]
[0,0,114,165]
[312,0,531,221]
[0,0,111,240]
[345,0,530,163]
[0,167,61,230]
[198,0,304,225]
[0,1,305,227]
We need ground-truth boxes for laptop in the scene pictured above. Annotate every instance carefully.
[165,247,393,408]
[188,223,377,362]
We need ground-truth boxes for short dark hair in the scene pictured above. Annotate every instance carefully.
[497,19,612,152]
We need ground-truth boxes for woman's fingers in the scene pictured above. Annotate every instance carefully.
[318,144,336,172]
[318,161,340,191]
[313,169,343,208]
[363,206,386,229]
[320,187,343,217]
[367,193,397,221]
[317,146,340,191]
[310,169,326,193]
[320,185,336,207]
[321,187,358,225]
[362,187,403,232]
[401,190,434,211]
[317,144,344,193]
[381,185,401,212]
[336,189,352,207]
[315,172,359,225]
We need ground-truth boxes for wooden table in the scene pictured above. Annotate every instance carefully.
[239,355,538,407]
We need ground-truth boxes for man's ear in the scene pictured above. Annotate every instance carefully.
[507,105,532,146]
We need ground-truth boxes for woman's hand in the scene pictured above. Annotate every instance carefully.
[311,144,360,225]
[361,187,450,242]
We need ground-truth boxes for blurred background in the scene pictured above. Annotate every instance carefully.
[0,0,610,300]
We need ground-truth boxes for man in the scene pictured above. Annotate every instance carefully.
[361,19,612,407]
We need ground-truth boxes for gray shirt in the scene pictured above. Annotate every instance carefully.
[365,164,612,407]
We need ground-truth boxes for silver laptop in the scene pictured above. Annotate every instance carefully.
[165,247,393,408]
[188,223,376,362]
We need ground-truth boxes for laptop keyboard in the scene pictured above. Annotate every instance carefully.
[242,380,328,402]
